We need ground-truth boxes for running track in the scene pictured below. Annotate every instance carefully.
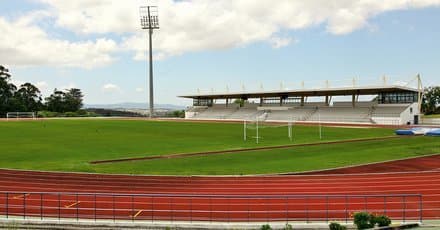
[0,155,439,222]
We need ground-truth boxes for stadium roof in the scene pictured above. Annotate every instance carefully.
[179,85,420,99]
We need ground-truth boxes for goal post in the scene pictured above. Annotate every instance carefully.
[6,112,36,121]
[244,116,293,144]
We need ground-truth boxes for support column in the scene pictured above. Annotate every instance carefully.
[352,94,356,107]
[280,97,283,106]
[226,98,229,107]
[325,96,329,106]
[259,98,263,106]
[301,96,305,106]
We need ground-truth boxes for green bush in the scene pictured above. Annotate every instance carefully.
[353,212,374,229]
[64,112,77,117]
[372,215,391,227]
[37,110,58,118]
[329,222,347,230]
[77,109,88,116]
[260,224,272,230]
[353,212,392,229]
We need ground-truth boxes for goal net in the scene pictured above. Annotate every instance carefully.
[243,116,293,144]
[6,112,36,120]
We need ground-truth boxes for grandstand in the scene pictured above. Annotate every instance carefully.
[180,78,423,125]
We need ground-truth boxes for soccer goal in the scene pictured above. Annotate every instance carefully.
[6,112,36,121]
[243,116,293,144]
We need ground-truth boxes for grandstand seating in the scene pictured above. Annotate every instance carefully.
[266,107,316,121]
[372,105,408,117]
[189,102,411,124]
[226,108,263,120]
[308,107,372,123]
[193,106,237,119]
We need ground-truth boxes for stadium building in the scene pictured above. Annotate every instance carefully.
[181,76,423,125]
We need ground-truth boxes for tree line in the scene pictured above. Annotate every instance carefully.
[0,65,84,117]
[422,86,440,115]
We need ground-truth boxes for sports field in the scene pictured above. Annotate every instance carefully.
[0,119,438,175]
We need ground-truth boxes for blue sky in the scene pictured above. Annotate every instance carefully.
[1,0,439,106]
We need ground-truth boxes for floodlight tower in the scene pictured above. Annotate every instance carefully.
[139,6,159,118]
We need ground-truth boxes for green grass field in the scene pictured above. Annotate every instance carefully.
[0,119,438,175]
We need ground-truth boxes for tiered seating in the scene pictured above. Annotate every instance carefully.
[372,105,408,117]
[266,108,316,121]
[188,102,412,124]
[227,108,263,120]
[193,107,238,119]
[308,107,372,123]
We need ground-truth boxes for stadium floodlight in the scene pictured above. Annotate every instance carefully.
[139,6,159,118]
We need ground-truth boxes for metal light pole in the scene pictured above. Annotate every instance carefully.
[139,6,159,118]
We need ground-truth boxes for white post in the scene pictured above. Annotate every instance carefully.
[319,110,322,140]
[288,121,292,141]
[256,116,259,144]
[243,120,247,141]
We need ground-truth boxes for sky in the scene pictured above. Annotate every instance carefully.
[1,0,440,106]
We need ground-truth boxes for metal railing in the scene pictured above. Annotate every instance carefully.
[0,192,423,223]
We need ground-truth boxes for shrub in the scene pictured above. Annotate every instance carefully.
[37,110,58,118]
[329,222,347,230]
[372,215,391,227]
[353,212,374,229]
[260,224,272,230]
[64,111,77,117]
[353,212,392,229]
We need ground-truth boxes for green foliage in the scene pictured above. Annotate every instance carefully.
[45,88,84,113]
[353,212,374,229]
[233,98,245,107]
[283,223,293,230]
[422,86,440,115]
[260,224,272,230]
[329,222,347,230]
[0,66,84,117]
[14,82,44,112]
[37,110,59,118]
[167,110,185,118]
[0,66,17,117]
[353,212,392,229]
[38,110,97,118]
[371,215,391,227]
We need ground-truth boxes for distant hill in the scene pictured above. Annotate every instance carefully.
[84,102,186,110]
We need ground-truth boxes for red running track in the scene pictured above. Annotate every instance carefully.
[0,162,439,222]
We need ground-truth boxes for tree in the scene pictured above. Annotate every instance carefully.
[45,88,84,113]
[233,98,245,107]
[45,89,67,113]
[65,88,84,112]
[422,86,440,115]
[0,65,17,116]
[14,83,43,112]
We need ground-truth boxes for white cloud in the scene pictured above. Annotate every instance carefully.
[102,83,121,93]
[135,87,144,92]
[0,12,118,68]
[269,37,295,49]
[3,0,440,66]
